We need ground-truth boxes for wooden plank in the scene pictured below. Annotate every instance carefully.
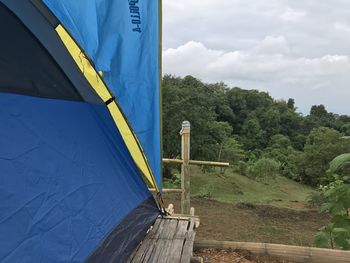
[129,219,163,263]
[153,219,167,240]
[166,239,186,263]
[145,218,163,240]
[147,220,178,262]
[174,220,190,240]
[190,257,203,263]
[140,238,158,263]
[194,240,350,263]
[180,231,196,263]
[180,219,196,263]
[164,214,199,220]
[166,220,193,263]
[180,121,191,215]
[155,221,180,262]
[164,214,200,228]
[162,219,178,240]
[137,220,168,263]
[129,235,155,263]
[180,219,196,262]
[146,238,168,262]
[148,188,182,193]
[162,239,179,263]
[130,218,197,263]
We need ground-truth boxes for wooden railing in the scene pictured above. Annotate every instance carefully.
[151,121,229,214]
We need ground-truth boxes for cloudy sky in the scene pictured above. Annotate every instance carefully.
[162,0,350,115]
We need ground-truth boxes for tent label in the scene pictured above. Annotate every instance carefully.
[129,0,142,33]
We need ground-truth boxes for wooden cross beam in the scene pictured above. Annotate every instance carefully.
[150,121,230,214]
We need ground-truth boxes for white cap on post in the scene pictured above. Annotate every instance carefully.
[182,120,190,128]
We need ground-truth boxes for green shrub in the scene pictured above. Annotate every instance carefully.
[234,161,248,176]
[247,158,280,181]
[306,191,327,209]
[196,184,214,199]
[163,173,181,189]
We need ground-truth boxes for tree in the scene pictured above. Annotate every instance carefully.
[287,98,295,110]
[218,137,245,164]
[240,116,267,151]
[264,134,302,180]
[162,75,232,161]
[310,104,328,118]
[162,75,350,184]
[297,127,350,186]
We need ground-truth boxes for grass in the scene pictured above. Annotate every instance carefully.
[162,167,329,246]
[165,166,316,210]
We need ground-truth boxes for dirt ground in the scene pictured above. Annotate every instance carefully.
[194,249,293,263]
[163,196,330,246]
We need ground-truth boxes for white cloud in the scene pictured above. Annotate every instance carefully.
[280,8,306,22]
[252,36,291,55]
[164,40,350,82]
[163,40,350,114]
[334,22,350,33]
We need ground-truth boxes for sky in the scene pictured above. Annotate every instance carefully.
[162,0,350,115]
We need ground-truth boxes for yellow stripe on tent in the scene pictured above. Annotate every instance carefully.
[55,25,159,192]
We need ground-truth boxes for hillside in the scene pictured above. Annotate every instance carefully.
[163,167,329,246]
[190,167,315,210]
[165,167,315,209]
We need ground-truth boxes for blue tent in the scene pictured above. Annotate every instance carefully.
[43,0,163,190]
[0,0,162,262]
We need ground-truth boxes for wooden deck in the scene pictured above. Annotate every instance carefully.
[128,216,198,263]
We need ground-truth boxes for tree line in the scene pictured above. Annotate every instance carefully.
[162,75,350,187]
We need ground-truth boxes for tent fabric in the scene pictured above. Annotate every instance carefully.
[0,3,82,101]
[87,197,158,263]
[0,1,159,262]
[0,93,158,262]
[43,0,163,189]
[1,0,102,105]
[55,25,159,191]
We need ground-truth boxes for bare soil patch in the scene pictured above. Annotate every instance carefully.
[164,195,330,246]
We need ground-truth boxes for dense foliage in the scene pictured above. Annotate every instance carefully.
[315,154,350,250]
[162,75,350,186]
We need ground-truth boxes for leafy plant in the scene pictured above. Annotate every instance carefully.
[163,172,181,189]
[315,154,350,250]
[306,191,327,209]
[235,161,248,176]
[196,184,214,199]
[247,158,280,182]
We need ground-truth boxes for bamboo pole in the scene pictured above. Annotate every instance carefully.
[160,122,229,214]
[149,188,182,193]
[162,159,229,167]
[181,121,191,214]
[162,158,183,164]
[189,160,229,167]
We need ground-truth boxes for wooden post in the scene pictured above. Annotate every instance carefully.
[180,121,191,214]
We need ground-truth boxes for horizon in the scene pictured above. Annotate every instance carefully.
[163,74,348,117]
[163,74,350,117]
